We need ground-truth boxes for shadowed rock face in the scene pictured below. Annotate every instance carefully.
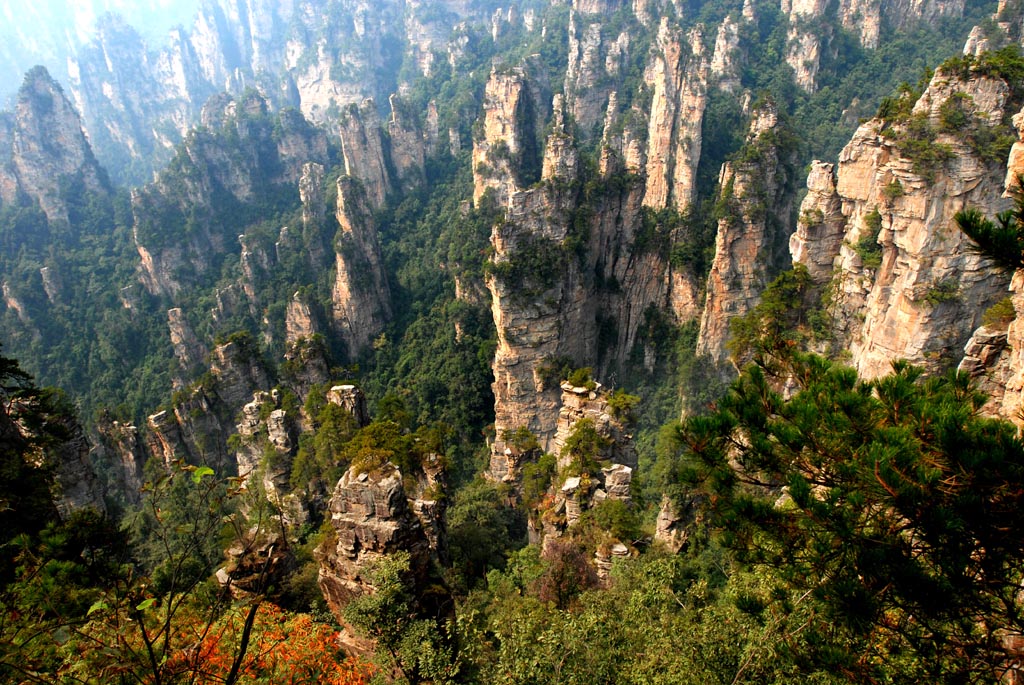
[331,177,392,359]
[0,66,108,226]
[697,101,797,366]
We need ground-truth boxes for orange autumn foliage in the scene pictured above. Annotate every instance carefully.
[166,603,372,685]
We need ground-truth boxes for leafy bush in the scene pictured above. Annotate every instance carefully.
[521,452,557,507]
[981,296,1016,329]
[922,278,960,306]
[606,389,641,424]
[855,209,884,269]
[562,418,611,475]
[502,426,540,453]
[566,367,597,390]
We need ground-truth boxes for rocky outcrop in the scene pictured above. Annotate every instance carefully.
[326,384,371,428]
[93,417,147,507]
[145,409,191,467]
[316,460,448,653]
[387,95,426,185]
[473,67,536,207]
[839,0,881,48]
[143,335,271,476]
[710,15,742,91]
[975,271,1024,426]
[654,493,703,553]
[0,66,108,226]
[285,292,319,343]
[282,335,331,404]
[527,382,638,558]
[642,21,709,211]
[563,12,629,133]
[784,0,964,86]
[51,414,106,518]
[697,102,797,364]
[63,0,422,183]
[484,94,593,476]
[339,100,392,210]
[958,323,1013,417]
[551,382,637,471]
[784,0,831,93]
[233,389,306,526]
[481,67,701,480]
[789,161,848,282]
[172,388,233,474]
[331,177,392,358]
[210,338,272,411]
[132,92,328,298]
[217,528,292,598]
[793,68,1013,379]
[168,308,208,387]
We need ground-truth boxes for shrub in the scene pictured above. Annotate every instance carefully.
[606,389,641,424]
[922,278,959,307]
[982,296,1016,329]
[854,209,884,269]
[566,367,597,390]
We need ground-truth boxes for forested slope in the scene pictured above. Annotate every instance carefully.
[1,0,1024,682]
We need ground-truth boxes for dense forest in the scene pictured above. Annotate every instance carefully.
[1,0,1024,682]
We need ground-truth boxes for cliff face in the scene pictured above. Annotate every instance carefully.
[472,67,538,207]
[51,414,107,518]
[93,418,147,507]
[63,0,414,182]
[234,389,308,526]
[642,20,709,211]
[484,95,590,475]
[145,337,272,475]
[0,67,108,226]
[479,53,708,481]
[782,0,966,90]
[792,68,1013,379]
[696,102,797,365]
[339,100,393,210]
[563,9,630,133]
[61,0,486,184]
[957,103,1024,427]
[331,177,393,358]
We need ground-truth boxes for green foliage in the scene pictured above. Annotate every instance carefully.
[520,451,557,507]
[606,388,641,424]
[955,186,1024,271]
[882,179,904,200]
[939,44,1024,85]
[728,264,821,366]
[588,499,641,543]
[675,351,1024,683]
[535,355,575,389]
[565,366,597,390]
[484,235,565,299]
[922,277,960,306]
[344,550,453,684]
[502,426,540,453]
[447,478,525,591]
[562,418,611,476]
[981,295,1016,329]
[893,111,955,181]
[854,208,884,268]
[935,89,1018,166]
